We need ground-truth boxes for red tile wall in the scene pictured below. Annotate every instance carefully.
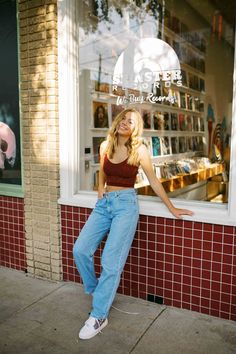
[61,205,236,321]
[0,196,26,271]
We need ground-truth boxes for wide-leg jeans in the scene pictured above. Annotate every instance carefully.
[73,188,139,320]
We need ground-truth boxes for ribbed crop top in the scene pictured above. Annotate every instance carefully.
[103,154,139,187]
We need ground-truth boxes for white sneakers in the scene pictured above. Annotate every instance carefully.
[79,316,108,340]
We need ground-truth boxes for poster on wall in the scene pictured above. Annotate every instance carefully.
[0,0,21,185]
[93,101,109,128]
[111,104,124,121]
[141,109,151,129]
[153,112,164,130]
[171,137,178,154]
[152,136,161,156]
[161,137,170,155]
[93,137,106,163]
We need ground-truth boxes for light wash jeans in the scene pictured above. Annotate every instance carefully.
[73,188,139,320]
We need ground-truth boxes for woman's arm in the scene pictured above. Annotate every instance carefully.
[138,144,193,219]
[97,140,108,198]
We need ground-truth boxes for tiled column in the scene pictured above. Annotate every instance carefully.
[18,0,61,280]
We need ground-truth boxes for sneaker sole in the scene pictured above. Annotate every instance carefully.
[79,319,108,340]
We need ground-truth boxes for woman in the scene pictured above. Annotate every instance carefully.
[73,108,193,340]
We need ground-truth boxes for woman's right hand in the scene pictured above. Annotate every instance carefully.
[98,188,105,199]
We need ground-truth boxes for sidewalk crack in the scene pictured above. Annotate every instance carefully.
[0,283,66,325]
[129,306,167,354]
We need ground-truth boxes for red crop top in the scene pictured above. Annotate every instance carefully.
[103,154,139,187]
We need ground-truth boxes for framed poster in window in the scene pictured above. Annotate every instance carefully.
[93,137,106,163]
[0,0,21,189]
[93,101,109,128]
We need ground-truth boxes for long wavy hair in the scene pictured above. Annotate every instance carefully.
[105,108,143,166]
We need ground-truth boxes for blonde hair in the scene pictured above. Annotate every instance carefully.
[105,108,143,166]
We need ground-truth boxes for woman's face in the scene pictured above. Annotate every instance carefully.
[117,112,136,137]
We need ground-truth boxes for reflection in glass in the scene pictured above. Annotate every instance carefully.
[0,0,21,185]
[77,0,235,204]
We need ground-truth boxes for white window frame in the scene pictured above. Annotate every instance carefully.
[57,0,236,226]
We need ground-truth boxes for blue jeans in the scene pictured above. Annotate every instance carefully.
[73,188,139,319]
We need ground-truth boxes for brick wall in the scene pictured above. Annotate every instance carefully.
[0,196,26,270]
[62,206,236,321]
[18,0,61,280]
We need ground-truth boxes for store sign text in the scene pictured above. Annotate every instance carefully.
[113,69,182,91]
[116,92,177,105]
[113,69,181,105]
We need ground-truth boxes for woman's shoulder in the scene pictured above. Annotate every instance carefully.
[137,143,149,155]
[100,139,108,149]
[100,140,108,156]
[136,143,151,162]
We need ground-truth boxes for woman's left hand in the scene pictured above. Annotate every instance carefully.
[169,207,194,219]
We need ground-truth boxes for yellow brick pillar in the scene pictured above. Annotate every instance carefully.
[18,0,61,281]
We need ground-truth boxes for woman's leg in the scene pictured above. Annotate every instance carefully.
[90,189,139,319]
[73,198,111,294]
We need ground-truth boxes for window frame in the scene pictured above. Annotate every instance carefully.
[57,0,236,226]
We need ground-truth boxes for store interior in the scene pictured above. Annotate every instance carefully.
[78,0,235,203]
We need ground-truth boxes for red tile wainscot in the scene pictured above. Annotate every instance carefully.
[61,205,236,321]
[0,196,26,271]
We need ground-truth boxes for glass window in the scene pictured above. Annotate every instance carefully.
[0,0,21,187]
[76,0,234,204]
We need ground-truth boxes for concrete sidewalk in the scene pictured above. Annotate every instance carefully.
[0,267,235,354]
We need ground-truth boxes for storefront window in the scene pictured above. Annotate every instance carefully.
[0,0,21,188]
[76,0,235,204]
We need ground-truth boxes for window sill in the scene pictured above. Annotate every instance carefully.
[0,184,24,198]
[58,191,234,226]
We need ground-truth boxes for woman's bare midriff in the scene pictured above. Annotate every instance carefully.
[105,185,133,192]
